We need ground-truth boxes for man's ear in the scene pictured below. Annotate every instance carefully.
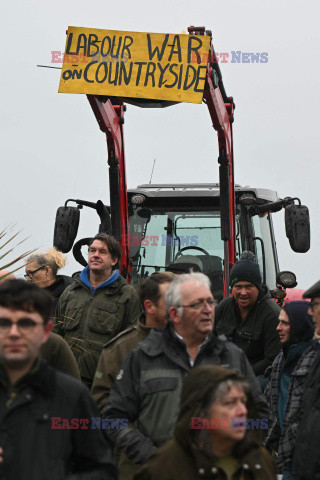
[169,306,181,325]
[144,299,154,315]
[111,256,118,267]
[42,320,53,344]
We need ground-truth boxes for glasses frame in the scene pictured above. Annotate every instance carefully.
[0,318,44,335]
[179,299,217,310]
[24,265,47,279]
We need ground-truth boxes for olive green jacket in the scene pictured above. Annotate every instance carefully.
[92,317,151,411]
[54,273,140,385]
[41,332,80,380]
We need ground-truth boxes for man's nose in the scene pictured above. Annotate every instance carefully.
[308,307,314,317]
[8,323,20,336]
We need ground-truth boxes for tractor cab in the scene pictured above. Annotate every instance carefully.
[127,183,289,300]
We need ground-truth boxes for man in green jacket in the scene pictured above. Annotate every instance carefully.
[54,233,140,387]
[215,259,281,381]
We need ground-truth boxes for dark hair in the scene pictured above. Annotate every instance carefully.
[89,233,122,270]
[137,273,174,309]
[0,279,53,324]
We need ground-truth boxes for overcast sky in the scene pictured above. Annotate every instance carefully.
[1,0,319,289]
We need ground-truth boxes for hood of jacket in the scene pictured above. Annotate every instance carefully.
[71,269,127,295]
[174,365,260,456]
[284,300,314,346]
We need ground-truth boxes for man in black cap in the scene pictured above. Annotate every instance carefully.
[290,280,320,480]
[215,258,281,380]
[264,301,317,480]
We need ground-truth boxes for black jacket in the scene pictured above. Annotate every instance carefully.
[46,274,73,314]
[215,286,281,375]
[291,346,320,479]
[0,359,117,480]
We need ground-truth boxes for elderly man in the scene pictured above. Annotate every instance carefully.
[0,279,116,479]
[291,280,320,480]
[215,259,281,378]
[55,233,140,386]
[264,301,317,480]
[103,272,266,480]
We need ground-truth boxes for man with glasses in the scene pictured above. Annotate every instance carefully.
[215,258,281,382]
[0,279,117,479]
[103,272,266,480]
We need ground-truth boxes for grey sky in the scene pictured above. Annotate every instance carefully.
[1,0,319,288]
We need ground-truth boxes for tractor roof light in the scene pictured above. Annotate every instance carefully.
[239,193,256,206]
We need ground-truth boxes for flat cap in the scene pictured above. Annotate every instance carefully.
[303,279,320,299]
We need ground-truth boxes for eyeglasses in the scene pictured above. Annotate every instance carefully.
[24,266,46,279]
[0,318,44,335]
[310,301,320,312]
[180,299,217,310]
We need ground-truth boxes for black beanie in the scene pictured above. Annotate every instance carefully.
[230,259,262,289]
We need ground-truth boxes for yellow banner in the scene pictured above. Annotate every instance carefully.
[59,27,211,104]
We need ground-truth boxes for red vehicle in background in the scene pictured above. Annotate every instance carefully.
[53,26,310,303]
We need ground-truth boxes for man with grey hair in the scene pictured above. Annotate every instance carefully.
[103,272,266,480]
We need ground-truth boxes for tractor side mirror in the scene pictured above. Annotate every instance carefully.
[53,206,80,253]
[285,204,310,253]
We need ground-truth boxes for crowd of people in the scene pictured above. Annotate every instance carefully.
[0,233,319,479]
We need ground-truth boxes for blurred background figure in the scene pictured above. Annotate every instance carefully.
[25,247,72,311]
[0,270,15,285]
[134,365,276,480]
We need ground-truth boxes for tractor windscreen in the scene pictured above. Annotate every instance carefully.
[128,205,224,299]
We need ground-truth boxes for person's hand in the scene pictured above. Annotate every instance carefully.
[0,446,3,462]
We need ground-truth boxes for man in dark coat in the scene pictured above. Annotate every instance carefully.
[0,279,117,479]
[264,301,317,480]
[291,280,320,480]
[215,259,281,379]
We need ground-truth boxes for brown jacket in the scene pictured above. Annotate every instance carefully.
[134,440,276,480]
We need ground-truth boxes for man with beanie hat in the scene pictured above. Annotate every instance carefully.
[264,301,318,480]
[215,259,281,377]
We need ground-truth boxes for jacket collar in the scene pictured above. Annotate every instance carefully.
[0,357,56,397]
[71,270,126,293]
[192,444,264,478]
[138,321,226,359]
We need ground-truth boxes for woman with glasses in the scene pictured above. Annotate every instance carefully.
[25,247,73,312]
[134,365,276,480]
